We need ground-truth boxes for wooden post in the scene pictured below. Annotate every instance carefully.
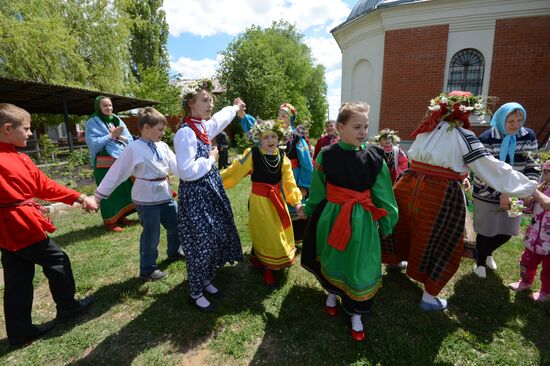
[62,95,74,153]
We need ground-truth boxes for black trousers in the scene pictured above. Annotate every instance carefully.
[218,147,229,170]
[476,233,512,267]
[1,238,79,343]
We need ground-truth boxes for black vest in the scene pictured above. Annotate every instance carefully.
[251,146,284,184]
[322,144,384,192]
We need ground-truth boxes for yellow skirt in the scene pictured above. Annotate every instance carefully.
[249,192,296,270]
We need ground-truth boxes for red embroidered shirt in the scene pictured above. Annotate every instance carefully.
[0,142,80,251]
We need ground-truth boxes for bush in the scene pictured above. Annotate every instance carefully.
[67,148,90,168]
[234,132,252,153]
[39,134,59,163]
[163,125,175,148]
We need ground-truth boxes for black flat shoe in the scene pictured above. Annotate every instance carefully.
[9,321,56,347]
[56,296,94,322]
[187,295,215,312]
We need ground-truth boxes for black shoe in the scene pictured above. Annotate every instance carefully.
[140,269,168,281]
[56,296,94,323]
[167,249,185,261]
[9,321,56,347]
[187,295,215,312]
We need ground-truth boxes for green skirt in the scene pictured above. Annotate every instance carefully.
[315,201,382,302]
[93,153,135,224]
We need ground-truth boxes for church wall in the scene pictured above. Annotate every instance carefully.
[379,24,449,138]
[473,15,550,142]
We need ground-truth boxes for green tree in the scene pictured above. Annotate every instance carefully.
[217,20,328,137]
[131,66,181,115]
[121,0,170,82]
[0,0,131,94]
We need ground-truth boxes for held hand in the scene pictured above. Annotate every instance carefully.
[299,188,308,200]
[81,196,99,213]
[233,98,246,117]
[462,177,471,191]
[210,146,219,161]
[499,193,511,210]
[295,204,306,219]
[535,190,550,210]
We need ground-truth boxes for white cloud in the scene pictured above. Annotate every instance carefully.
[169,54,224,79]
[164,0,350,118]
[305,36,341,70]
[325,69,342,85]
[163,0,350,37]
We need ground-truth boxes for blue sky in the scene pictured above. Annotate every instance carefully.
[163,0,358,119]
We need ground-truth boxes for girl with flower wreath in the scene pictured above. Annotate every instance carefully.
[471,102,540,279]
[241,104,313,245]
[508,160,550,302]
[371,128,409,184]
[381,91,550,312]
[174,80,246,312]
[301,102,398,342]
[221,119,302,286]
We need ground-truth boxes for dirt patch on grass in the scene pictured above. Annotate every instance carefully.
[182,346,213,366]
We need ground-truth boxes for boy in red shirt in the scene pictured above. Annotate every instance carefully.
[0,103,98,347]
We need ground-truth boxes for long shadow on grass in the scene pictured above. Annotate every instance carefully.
[514,290,550,364]
[250,271,457,366]
[50,225,113,247]
[0,275,146,357]
[448,270,512,343]
[68,261,270,365]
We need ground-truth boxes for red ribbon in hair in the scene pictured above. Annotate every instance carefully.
[184,116,210,145]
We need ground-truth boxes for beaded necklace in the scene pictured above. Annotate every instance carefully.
[260,149,281,174]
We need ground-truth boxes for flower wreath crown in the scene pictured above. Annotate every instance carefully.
[412,91,495,137]
[248,118,292,144]
[180,79,214,107]
[372,128,400,144]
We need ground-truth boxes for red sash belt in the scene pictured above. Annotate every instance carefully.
[251,182,291,229]
[410,160,467,180]
[326,182,387,251]
[0,198,52,223]
[290,158,299,169]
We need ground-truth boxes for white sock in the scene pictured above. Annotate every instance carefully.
[192,293,211,308]
[422,291,438,305]
[326,292,337,307]
[351,314,363,332]
[203,280,219,295]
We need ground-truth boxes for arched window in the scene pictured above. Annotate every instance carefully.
[447,49,484,95]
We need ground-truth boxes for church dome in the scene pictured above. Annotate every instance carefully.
[345,0,425,23]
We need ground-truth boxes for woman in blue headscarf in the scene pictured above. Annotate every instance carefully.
[472,102,540,278]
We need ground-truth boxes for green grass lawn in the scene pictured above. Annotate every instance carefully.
[1,177,549,365]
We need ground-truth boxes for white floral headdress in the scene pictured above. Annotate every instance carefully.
[180,79,214,107]
[249,118,292,144]
[372,128,400,144]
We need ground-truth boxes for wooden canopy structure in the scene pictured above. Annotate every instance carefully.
[0,77,158,151]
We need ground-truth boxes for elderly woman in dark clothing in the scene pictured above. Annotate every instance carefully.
[472,102,540,278]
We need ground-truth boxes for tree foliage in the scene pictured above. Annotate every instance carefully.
[0,0,131,94]
[120,0,170,82]
[0,0,178,125]
[217,21,328,138]
[131,66,181,115]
